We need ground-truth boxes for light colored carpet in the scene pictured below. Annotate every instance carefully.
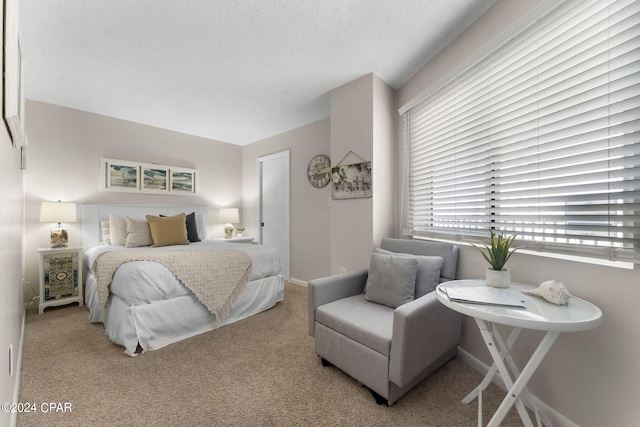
[17,283,525,426]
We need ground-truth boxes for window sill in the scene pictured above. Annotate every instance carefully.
[516,249,634,270]
[412,236,635,270]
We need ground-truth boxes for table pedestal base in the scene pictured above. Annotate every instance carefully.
[464,319,559,427]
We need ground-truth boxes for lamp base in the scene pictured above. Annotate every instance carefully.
[224,223,234,239]
[50,227,69,248]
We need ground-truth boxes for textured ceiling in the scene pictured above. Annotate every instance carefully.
[21,0,496,146]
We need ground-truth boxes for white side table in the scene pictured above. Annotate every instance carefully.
[437,279,602,427]
[213,237,255,244]
[38,247,84,314]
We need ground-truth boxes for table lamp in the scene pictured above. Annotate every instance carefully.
[40,201,77,248]
[219,208,239,239]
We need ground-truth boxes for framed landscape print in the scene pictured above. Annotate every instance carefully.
[170,169,196,194]
[142,164,169,193]
[103,159,140,192]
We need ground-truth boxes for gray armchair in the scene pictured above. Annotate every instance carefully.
[308,238,460,405]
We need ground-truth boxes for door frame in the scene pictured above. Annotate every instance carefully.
[258,150,290,280]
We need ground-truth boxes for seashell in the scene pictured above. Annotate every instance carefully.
[521,280,572,305]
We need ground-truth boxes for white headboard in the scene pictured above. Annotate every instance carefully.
[81,204,209,249]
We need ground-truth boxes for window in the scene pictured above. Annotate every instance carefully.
[401,0,640,263]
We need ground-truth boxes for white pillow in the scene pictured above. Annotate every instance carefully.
[195,212,207,240]
[100,220,111,245]
[125,217,153,247]
[109,214,127,246]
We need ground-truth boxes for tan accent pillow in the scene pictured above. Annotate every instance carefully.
[146,214,190,247]
[125,217,153,248]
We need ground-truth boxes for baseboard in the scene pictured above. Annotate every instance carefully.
[288,278,307,287]
[456,346,579,427]
[10,311,26,427]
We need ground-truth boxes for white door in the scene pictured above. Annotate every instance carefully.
[259,151,290,281]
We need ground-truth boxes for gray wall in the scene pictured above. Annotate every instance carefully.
[2,4,28,424]
[242,73,395,284]
[329,73,395,275]
[0,58,25,427]
[242,118,331,283]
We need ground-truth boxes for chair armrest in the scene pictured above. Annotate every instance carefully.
[307,269,368,337]
[389,291,462,388]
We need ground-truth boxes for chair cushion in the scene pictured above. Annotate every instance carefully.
[364,253,417,308]
[374,248,444,298]
[316,294,394,356]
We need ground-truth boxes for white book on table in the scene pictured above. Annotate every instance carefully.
[441,286,526,308]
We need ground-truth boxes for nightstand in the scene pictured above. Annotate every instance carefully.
[38,247,83,314]
[213,237,255,244]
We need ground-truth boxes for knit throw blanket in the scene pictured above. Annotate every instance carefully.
[92,249,252,324]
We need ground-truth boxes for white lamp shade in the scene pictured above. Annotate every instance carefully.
[40,201,77,223]
[219,208,239,224]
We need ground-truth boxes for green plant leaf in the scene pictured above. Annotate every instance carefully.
[472,229,519,270]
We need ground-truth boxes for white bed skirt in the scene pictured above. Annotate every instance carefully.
[86,273,284,356]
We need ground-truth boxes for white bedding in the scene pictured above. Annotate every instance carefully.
[84,240,281,306]
[84,239,284,356]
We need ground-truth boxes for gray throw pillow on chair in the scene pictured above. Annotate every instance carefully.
[364,253,418,308]
[374,248,444,298]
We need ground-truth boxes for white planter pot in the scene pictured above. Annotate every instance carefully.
[486,268,510,288]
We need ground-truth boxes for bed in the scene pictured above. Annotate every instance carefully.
[81,204,284,356]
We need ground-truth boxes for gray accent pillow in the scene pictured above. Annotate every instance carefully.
[364,253,418,308]
[374,248,444,298]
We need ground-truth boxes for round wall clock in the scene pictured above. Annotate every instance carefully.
[307,154,331,188]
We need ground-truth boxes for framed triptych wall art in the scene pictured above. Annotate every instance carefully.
[100,158,197,195]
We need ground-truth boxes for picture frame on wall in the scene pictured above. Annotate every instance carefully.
[170,168,196,194]
[104,159,140,192]
[3,0,26,148]
[331,161,372,200]
[142,164,169,193]
[100,158,197,195]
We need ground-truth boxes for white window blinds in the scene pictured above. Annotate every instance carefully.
[402,0,640,263]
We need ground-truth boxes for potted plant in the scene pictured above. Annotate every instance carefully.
[472,229,519,288]
[235,227,246,238]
